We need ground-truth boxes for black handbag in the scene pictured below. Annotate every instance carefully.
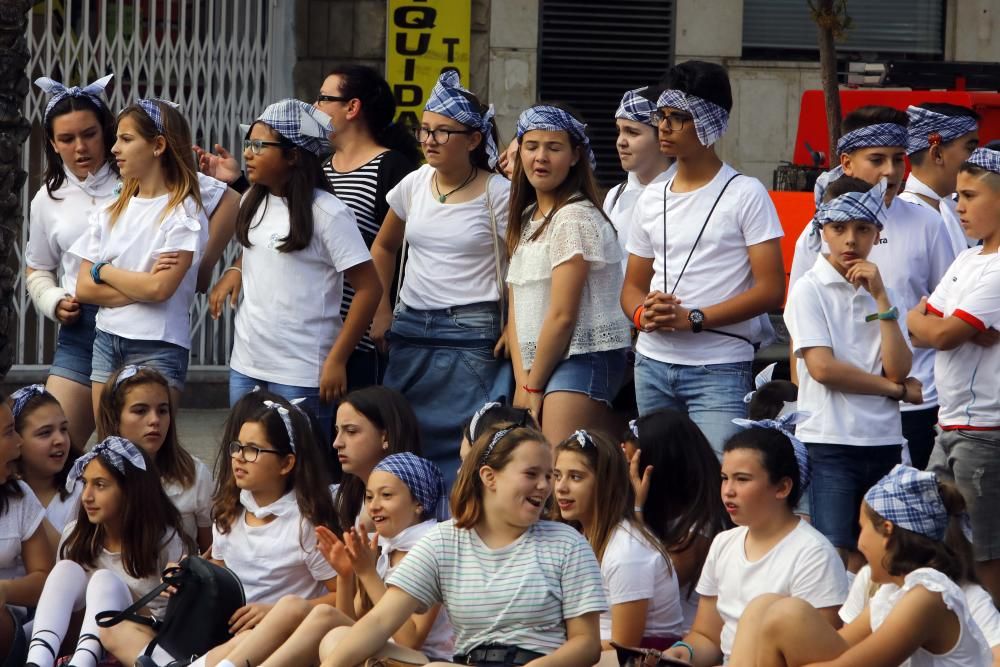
[96,556,245,664]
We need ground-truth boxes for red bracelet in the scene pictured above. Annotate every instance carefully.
[632,304,645,329]
[522,384,544,394]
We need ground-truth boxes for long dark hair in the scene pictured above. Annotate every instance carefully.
[334,386,421,532]
[41,95,117,198]
[13,391,82,501]
[234,121,336,253]
[506,103,610,256]
[61,446,195,578]
[328,64,422,165]
[723,426,803,508]
[0,395,23,515]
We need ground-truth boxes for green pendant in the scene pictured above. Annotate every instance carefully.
[438,194,447,203]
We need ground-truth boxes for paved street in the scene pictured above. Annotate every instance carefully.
[175,409,230,468]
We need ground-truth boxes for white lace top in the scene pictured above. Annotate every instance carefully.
[506,198,631,369]
[870,568,991,667]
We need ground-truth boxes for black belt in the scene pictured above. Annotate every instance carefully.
[456,644,545,666]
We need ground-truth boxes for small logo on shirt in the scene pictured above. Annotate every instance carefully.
[267,233,282,250]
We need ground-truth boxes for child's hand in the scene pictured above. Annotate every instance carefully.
[152,251,180,274]
[642,291,685,332]
[845,260,886,298]
[343,527,379,578]
[316,526,354,577]
[972,328,1000,348]
[900,377,923,405]
[320,357,347,404]
[193,143,241,184]
[627,447,653,512]
[370,303,393,354]
[55,297,81,325]
[209,268,242,319]
[228,602,273,633]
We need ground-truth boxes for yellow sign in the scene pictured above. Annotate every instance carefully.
[386,0,472,128]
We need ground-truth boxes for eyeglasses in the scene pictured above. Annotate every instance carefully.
[242,139,285,155]
[228,441,284,462]
[650,110,694,132]
[316,94,353,104]
[413,127,475,145]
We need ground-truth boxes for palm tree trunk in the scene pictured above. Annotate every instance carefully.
[814,0,843,166]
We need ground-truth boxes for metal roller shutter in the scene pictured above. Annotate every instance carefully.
[539,1,676,186]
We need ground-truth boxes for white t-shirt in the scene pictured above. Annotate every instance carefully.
[0,482,46,579]
[45,482,83,535]
[69,193,208,349]
[506,199,631,369]
[163,458,213,544]
[788,196,953,410]
[627,163,783,365]
[211,497,336,604]
[58,522,187,616]
[784,255,908,446]
[696,520,848,660]
[603,167,676,270]
[841,565,1000,648]
[386,166,510,310]
[27,164,120,297]
[386,519,607,656]
[229,190,372,387]
[196,172,228,218]
[900,173,971,259]
[599,521,683,642]
[870,568,991,667]
[927,247,1000,428]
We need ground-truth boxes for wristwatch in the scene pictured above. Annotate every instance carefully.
[878,306,900,321]
[688,308,705,333]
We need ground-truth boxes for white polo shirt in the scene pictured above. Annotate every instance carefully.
[926,247,1000,429]
[602,166,676,271]
[789,196,952,410]
[627,163,783,365]
[900,172,971,258]
[785,254,909,446]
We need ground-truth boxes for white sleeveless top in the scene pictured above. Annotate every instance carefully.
[870,568,991,667]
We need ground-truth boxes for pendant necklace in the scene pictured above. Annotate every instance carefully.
[434,166,477,203]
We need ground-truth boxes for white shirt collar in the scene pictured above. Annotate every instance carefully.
[812,253,855,287]
[903,172,944,205]
[63,162,117,198]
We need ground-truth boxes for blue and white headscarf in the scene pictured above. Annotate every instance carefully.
[424,70,498,169]
[732,413,812,491]
[906,105,978,156]
[373,453,448,520]
[967,147,1000,175]
[134,98,181,135]
[836,123,908,156]
[262,400,296,453]
[654,89,729,146]
[812,179,888,232]
[35,74,113,124]
[516,105,597,170]
[243,99,333,156]
[616,87,658,126]
[66,436,147,491]
[10,384,48,419]
[865,464,970,542]
[113,364,151,390]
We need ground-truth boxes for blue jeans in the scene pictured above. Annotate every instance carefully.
[229,368,334,446]
[51,303,98,386]
[91,330,190,391]
[633,353,751,456]
[382,302,513,486]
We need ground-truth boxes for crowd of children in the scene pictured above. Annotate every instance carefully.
[11,55,999,667]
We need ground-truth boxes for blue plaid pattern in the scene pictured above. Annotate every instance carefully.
[812,179,888,231]
[516,105,597,170]
[66,436,147,491]
[906,105,978,156]
[250,99,333,156]
[865,464,949,540]
[374,453,447,518]
[967,147,1000,175]
[732,413,812,491]
[10,384,47,419]
[835,123,908,155]
[425,70,499,168]
[135,98,181,135]
[655,89,729,146]
[35,74,113,123]
[616,87,658,125]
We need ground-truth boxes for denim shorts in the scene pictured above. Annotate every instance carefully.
[91,330,190,391]
[545,348,629,406]
[50,303,99,386]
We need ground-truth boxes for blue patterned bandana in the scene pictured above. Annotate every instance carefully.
[10,384,48,419]
[424,70,499,169]
[655,89,729,146]
[245,99,333,156]
[134,98,181,135]
[469,401,501,441]
[967,147,1000,175]
[812,179,888,231]
[906,105,978,156]
[865,465,954,541]
[374,453,447,519]
[616,87,658,126]
[732,413,812,491]
[262,400,296,453]
[836,123,908,156]
[35,74,113,124]
[66,436,147,491]
[516,105,597,170]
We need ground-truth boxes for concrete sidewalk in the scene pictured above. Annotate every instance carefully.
[176,409,230,467]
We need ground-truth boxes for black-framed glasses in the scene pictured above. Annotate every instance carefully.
[242,139,286,155]
[229,441,284,462]
[316,94,353,104]
[413,127,475,145]
[650,110,693,132]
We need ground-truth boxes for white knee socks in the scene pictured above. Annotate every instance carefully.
[26,560,87,667]
[70,568,133,667]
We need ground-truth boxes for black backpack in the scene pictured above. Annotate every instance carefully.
[97,556,245,663]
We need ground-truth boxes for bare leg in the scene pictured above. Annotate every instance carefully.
[318,626,429,666]
[729,594,786,667]
[259,604,354,667]
[90,383,105,432]
[541,391,611,446]
[754,597,849,667]
[98,619,156,667]
[46,376,95,449]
